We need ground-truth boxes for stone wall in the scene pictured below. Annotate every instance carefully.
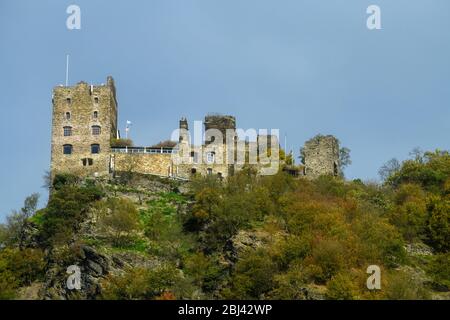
[112,153,174,177]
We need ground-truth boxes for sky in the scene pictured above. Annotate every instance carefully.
[0,0,449,221]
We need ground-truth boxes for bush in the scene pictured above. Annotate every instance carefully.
[100,265,186,299]
[326,273,359,300]
[427,253,450,290]
[100,198,141,246]
[41,185,103,245]
[223,248,278,299]
[111,138,133,148]
[150,140,177,148]
[426,197,450,252]
[385,270,430,300]
[52,173,79,190]
[0,248,46,299]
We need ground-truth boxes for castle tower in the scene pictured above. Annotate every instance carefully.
[204,114,236,145]
[301,134,340,178]
[179,117,189,143]
[50,76,118,178]
[177,117,191,159]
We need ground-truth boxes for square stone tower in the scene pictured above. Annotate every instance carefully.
[301,134,340,178]
[50,76,118,178]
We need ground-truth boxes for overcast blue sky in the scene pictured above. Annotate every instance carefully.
[0,0,449,220]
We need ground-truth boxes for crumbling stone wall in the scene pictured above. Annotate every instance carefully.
[302,135,340,178]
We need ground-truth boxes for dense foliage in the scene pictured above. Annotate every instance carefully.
[0,149,449,299]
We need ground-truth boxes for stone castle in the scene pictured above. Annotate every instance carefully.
[50,76,342,180]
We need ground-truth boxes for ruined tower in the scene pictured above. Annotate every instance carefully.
[50,76,118,178]
[301,134,340,178]
[204,114,236,145]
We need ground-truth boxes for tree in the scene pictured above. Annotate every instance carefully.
[339,147,352,173]
[426,197,450,252]
[41,185,102,245]
[0,193,39,247]
[379,158,401,182]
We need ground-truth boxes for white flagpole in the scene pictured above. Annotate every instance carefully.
[65,54,70,86]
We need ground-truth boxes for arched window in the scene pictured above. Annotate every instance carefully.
[93,111,98,119]
[92,125,101,135]
[63,126,72,136]
[66,98,71,105]
[91,144,100,154]
[65,112,71,120]
[94,97,99,104]
[207,168,213,175]
[63,144,73,155]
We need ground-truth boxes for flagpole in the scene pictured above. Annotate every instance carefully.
[65,55,70,86]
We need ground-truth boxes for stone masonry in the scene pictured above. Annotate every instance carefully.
[301,135,340,178]
[50,77,117,178]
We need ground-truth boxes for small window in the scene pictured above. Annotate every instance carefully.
[63,144,73,155]
[82,158,87,166]
[92,125,101,135]
[65,112,71,120]
[93,111,98,119]
[66,98,71,104]
[94,97,99,104]
[207,168,213,175]
[191,168,197,174]
[206,152,215,164]
[63,126,72,136]
[91,144,100,154]
[88,158,93,166]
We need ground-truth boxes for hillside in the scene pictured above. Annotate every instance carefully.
[0,150,449,300]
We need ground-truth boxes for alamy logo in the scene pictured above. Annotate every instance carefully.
[66,265,81,290]
[366,265,381,290]
[366,5,381,30]
[66,5,81,30]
